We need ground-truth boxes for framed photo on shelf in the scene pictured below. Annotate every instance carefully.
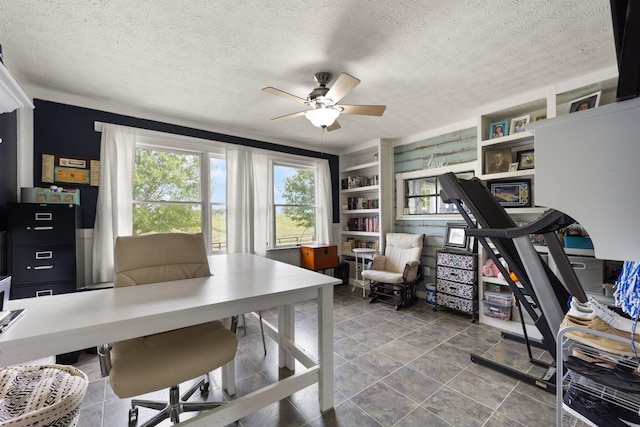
[509,115,530,134]
[484,148,512,174]
[488,179,531,207]
[516,150,535,169]
[489,120,509,139]
[444,223,469,250]
[508,162,519,172]
[569,91,601,113]
[533,114,547,122]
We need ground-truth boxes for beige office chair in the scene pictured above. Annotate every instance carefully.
[99,232,238,427]
[362,233,424,310]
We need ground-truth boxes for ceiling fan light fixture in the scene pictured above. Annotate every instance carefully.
[305,107,340,128]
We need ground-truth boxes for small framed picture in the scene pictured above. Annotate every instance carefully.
[484,148,512,174]
[569,91,601,113]
[509,115,530,134]
[488,179,532,208]
[533,114,547,122]
[489,120,509,139]
[509,162,519,172]
[516,150,535,169]
[444,223,469,250]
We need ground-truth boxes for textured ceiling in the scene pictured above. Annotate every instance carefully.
[0,0,617,152]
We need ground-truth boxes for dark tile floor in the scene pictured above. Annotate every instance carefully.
[73,285,574,426]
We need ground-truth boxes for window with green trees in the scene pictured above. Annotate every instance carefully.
[132,148,227,251]
[132,138,319,253]
[273,164,316,247]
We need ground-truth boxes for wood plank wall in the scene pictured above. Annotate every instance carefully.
[393,127,477,286]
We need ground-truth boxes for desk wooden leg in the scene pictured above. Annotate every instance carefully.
[318,285,334,411]
[278,304,295,370]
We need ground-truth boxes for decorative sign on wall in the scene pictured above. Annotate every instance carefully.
[41,153,100,186]
[424,154,448,169]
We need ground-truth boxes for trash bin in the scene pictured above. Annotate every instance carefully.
[334,262,349,285]
[426,283,437,307]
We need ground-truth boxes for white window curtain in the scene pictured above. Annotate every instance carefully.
[226,148,270,256]
[92,124,136,284]
[316,158,332,244]
[251,152,270,257]
[226,146,253,253]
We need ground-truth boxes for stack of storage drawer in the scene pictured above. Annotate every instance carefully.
[436,249,478,321]
[8,203,78,299]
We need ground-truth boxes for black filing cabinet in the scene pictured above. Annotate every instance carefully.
[436,249,478,321]
[8,203,78,299]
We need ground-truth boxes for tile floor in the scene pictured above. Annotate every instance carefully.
[73,285,580,426]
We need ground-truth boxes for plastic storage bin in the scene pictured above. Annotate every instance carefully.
[482,291,513,320]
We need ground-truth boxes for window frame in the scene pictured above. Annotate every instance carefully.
[134,130,226,253]
[270,157,318,249]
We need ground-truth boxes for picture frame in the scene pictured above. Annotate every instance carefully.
[533,114,547,122]
[508,162,519,172]
[484,148,512,174]
[569,91,601,113]
[509,114,530,134]
[516,150,535,169]
[488,179,532,207]
[489,120,509,139]
[444,222,469,250]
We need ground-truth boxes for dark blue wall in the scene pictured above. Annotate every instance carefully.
[33,99,340,228]
[0,110,18,231]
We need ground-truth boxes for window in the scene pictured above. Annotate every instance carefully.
[210,156,226,251]
[133,148,202,235]
[273,164,316,247]
[133,142,226,253]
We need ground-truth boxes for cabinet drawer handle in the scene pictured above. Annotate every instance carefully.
[33,265,54,270]
[571,262,587,270]
[36,290,53,297]
[35,213,53,221]
[35,251,53,259]
[29,226,54,231]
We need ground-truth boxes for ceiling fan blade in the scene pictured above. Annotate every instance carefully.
[271,110,307,121]
[326,120,341,132]
[325,73,360,103]
[262,87,307,104]
[340,104,386,116]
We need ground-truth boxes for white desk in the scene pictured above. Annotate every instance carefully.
[0,253,340,426]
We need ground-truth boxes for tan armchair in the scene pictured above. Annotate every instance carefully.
[362,233,424,309]
[99,232,238,427]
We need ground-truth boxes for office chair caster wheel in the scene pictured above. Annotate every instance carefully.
[128,406,138,426]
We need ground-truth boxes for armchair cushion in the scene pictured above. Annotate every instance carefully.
[362,233,424,284]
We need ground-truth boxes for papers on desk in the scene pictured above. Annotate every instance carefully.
[0,309,25,333]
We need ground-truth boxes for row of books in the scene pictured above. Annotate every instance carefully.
[342,239,379,252]
[346,216,379,232]
[341,174,379,190]
[344,197,379,210]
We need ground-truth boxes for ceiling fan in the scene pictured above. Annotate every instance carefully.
[262,72,386,131]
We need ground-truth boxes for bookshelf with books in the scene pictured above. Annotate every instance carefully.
[339,139,393,288]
